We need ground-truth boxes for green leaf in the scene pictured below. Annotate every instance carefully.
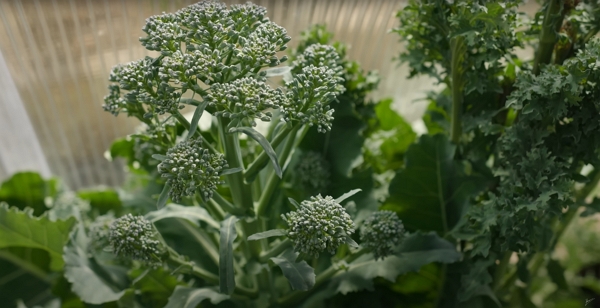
[220,167,243,176]
[187,101,208,140]
[335,189,362,204]
[270,248,315,291]
[63,227,127,304]
[230,127,282,178]
[145,203,219,229]
[109,138,135,162]
[345,237,359,249]
[151,154,167,161]
[329,232,461,294]
[219,216,238,295]
[0,203,76,271]
[288,197,300,209]
[164,286,229,308]
[546,259,568,290]
[248,229,287,241]
[384,134,487,234]
[77,189,122,214]
[0,172,57,216]
[156,183,171,210]
[130,267,185,307]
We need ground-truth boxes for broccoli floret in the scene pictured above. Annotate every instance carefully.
[360,210,405,260]
[157,138,228,202]
[282,195,354,258]
[109,214,163,264]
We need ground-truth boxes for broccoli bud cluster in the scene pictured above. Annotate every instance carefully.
[295,151,330,192]
[109,214,163,263]
[205,77,287,126]
[157,138,228,202]
[282,195,355,258]
[360,210,405,260]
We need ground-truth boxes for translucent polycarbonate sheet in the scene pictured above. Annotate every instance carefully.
[0,0,540,189]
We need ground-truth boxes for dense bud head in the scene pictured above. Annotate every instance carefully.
[296,151,330,192]
[109,214,162,263]
[283,65,344,133]
[360,210,405,260]
[157,138,228,201]
[205,77,287,125]
[282,195,354,258]
[293,44,343,76]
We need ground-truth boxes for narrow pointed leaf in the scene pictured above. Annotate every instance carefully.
[345,237,359,249]
[145,203,219,229]
[288,197,300,209]
[270,248,315,291]
[219,216,238,295]
[0,203,76,271]
[248,229,287,241]
[335,189,362,204]
[264,66,292,77]
[220,167,243,176]
[229,127,282,178]
[151,154,168,161]
[187,101,208,140]
[157,183,171,209]
[165,286,229,308]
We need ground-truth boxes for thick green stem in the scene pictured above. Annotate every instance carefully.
[449,36,466,144]
[259,239,292,262]
[533,0,564,75]
[256,125,301,216]
[217,118,253,211]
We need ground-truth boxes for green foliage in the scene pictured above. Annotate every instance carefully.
[0,172,58,216]
[0,203,76,272]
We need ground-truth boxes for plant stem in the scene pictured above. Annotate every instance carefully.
[212,192,247,216]
[256,125,301,216]
[217,117,253,211]
[243,124,297,182]
[259,239,292,262]
[450,36,466,144]
[533,0,564,75]
[172,111,217,153]
[277,248,369,306]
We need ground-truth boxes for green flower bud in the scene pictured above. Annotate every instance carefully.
[296,151,330,193]
[157,138,228,202]
[88,214,115,252]
[282,195,355,258]
[360,210,405,260]
[109,214,163,263]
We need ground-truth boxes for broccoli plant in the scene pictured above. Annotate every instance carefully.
[8,1,458,307]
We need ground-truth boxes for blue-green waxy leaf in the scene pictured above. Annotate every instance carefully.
[384,134,488,235]
[157,183,171,209]
[151,154,168,161]
[248,229,287,241]
[165,286,229,308]
[329,232,461,295]
[145,203,220,229]
[220,167,243,176]
[229,127,282,178]
[187,101,208,140]
[270,248,315,291]
[219,216,238,295]
[0,203,76,272]
[335,189,362,204]
[64,227,128,304]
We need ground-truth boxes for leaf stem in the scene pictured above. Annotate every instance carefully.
[449,36,466,144]
[172,111,217,154]
[259,239,292,262]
